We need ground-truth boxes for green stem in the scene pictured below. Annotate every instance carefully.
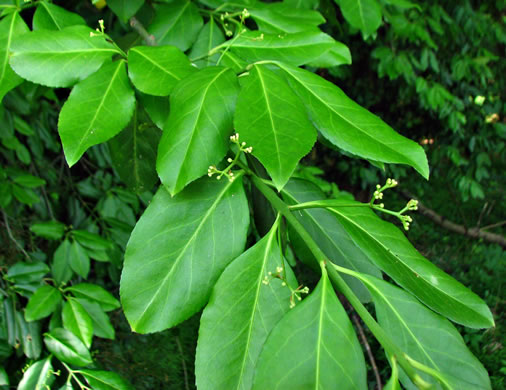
[288,200,370,211]
[62,363,90,390]
[250,175,433,389]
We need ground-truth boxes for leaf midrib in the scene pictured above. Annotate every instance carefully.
[158,1,191,42]
[40,1,62,30]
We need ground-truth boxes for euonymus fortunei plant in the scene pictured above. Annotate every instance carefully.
[0,0,496,389]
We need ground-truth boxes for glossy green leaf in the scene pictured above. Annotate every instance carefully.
[307,41,352,67]
[107,0,144,22]
[7,261,48,284]
[196,222,296,390]
[32,1,86,31]
[148,1,202,50]
[249,4,325,33]
[127,45,196,96]
[17,356,54,390]
[357,274,491,389]
[121,176,249,333]
[252,268,367,389]
[58,60,135,167]
[284,0,320,8]
[75,298,114,339]
[327,199,494,328]
[384,357,401,390]
[157,67,239,195]
[275,63,429,178]
[69,240,90,279]
[334,0,382,36]
[44,327,93,367]
[10,26,118,88]
[219,51,248,72]
[16,312,42,359]
[0,12,28,102]
[72,230,113,251]
[80,369,134,390]
[229,30,335,66]
[189,18,225,68]
[0,366,8,386]
[137,93,170,129]
[30,220,65,240]
[62,298,93,348]
[282,179,381,302]
[66,283,120,312]
[109,108,161,193]
[235,64,316,190]
[52,239,74,285]
[25,285,62,322]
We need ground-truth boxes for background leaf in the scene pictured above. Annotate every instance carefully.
[334,0,382,37]
[80,370,134,390]
[156,67,239,195]
[58,60,135,166]
[121,176,249,333]
[107,0,145,22]
[189,18,225,68]
[25,285,61,322]
[32,1,86,31]
[17,357,54,390]
[66,283,120,312]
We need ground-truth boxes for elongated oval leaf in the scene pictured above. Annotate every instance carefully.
[16,312,42,359]
[275,63,429,179]
[235,64,316,190]
[189,18,225,68]
[120,176,249,333]
[62,298,93,348]
[52,239,74,285]
[229,30,336,66]
[76,298,115,339]
[253,268,367,389]
[307,41,352,67]
[44,327,93,367]
[249,4,325,33]
[69,240,90,278]
[30,220,65,240]
[80,369,134,390]
[357,274,491,389]
[334,0,382,37]
[148,1,202,50]
[10,25,118,88]
[66,283,120,312]
[7,261,48,284]
[0,12,29,102]
[156,67,239,195]
[25,285,62,322]
[58,60,135,167]
[17,357,54,390]
[282,179,381,302]
[127,45,196,96]
[33,1,86,31]
[196,223,296,390]
[327,199,494,328]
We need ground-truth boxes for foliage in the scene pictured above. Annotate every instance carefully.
[0,0,501,389]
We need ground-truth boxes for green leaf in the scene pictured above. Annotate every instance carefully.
[25,285,62,322]
[252,268,367,389]
[75,298,115,339]
[72,230,113,251]
[58,60,135,167]
[156,67,239,195]
[326,199,494,328]
[0,366,8,386]
[121,176,249,333]
[80,370,134,390]
[229,30,335,66]
[275,63,430,178]
[357,274,491,389]
[127,45,196,96]
[148,1,203,50]
[16,312,42,359]
[7,261,49,284]
[384,357,401,390]
[12,183,39,206]
[44,327,93,367]
[107,0,145,22]
[284,0,320,8]
[66,283,120,312]
[32,1,86,31]
[17,357,55,390]
[30,220,65,240]
[234,64,316,190]
[196,222,296,389]
[282,179,381,302]
[62,298,93,348]
[334,0,382,37]
[249,4,325,33]
[189,18,225,68]
[69,240,90,279]
[137,93,170,129]
[307,41,352,67]
[52,239,74,285]
[109,107,161,193]
[10,25,118,88]
[0,12,28,102]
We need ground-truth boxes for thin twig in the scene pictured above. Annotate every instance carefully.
[481,220,506,231]
[174,334,190,390]
[1,209,30,259]
[351,312,383,390]
[129,17,156,46]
